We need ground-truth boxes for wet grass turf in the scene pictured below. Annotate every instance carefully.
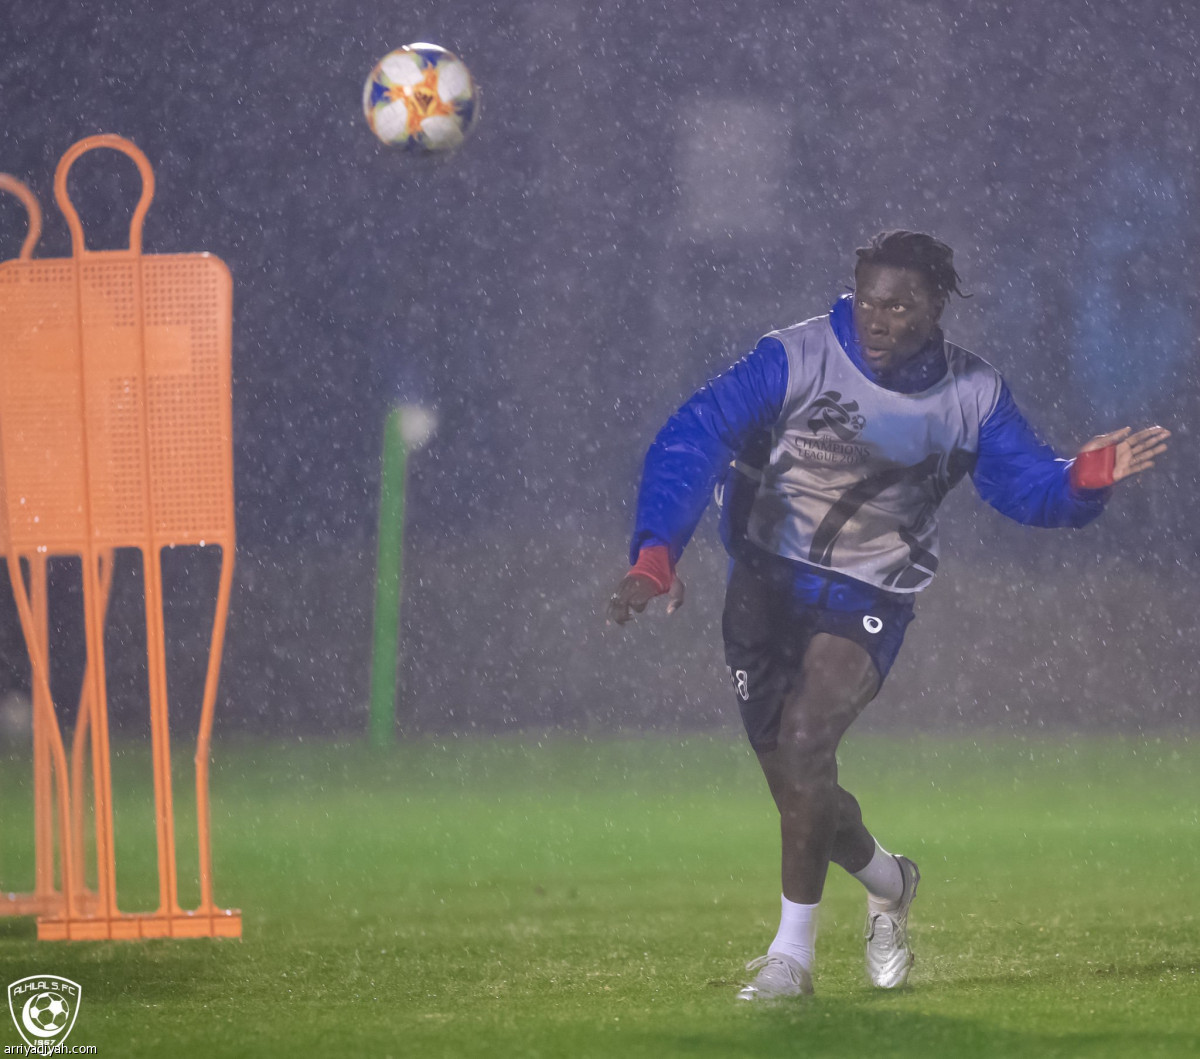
[0,734,1195,1057]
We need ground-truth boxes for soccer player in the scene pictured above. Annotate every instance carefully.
[606,231,1169,1000]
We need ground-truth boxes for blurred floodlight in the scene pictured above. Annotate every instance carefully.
[398,403,437,450]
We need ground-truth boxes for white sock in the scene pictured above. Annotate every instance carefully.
[767,895,818,971]
[852,840,905,910]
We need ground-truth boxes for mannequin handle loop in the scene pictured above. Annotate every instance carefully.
[54,134,155,256]
[0,174,43,260]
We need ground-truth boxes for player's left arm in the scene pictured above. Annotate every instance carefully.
[971,381,1170,528]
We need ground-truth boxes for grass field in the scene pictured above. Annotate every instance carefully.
[0,733,1195,1058]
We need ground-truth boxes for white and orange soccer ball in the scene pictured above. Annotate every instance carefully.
[362,43,479,153]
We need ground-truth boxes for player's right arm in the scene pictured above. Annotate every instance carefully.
[606,337,787,625]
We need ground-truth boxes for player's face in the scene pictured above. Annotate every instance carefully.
[852,264,945,374]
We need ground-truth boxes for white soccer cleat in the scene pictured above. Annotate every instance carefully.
[865,855,920,988]
[737,952,814,1001]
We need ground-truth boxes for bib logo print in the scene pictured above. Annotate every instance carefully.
[806,391,867,442]
[8,975,81,1054]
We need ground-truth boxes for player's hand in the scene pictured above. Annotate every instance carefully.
[605,572,686,625]
[1080,425,1171,483]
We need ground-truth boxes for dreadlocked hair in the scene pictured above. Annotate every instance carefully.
[854,230,970,301]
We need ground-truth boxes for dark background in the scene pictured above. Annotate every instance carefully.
[0,0,1196,739]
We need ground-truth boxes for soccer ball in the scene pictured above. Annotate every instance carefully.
[26,992,69,1032]
[362,43,479,153]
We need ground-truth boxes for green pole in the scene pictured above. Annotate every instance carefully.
[369,408,406,748]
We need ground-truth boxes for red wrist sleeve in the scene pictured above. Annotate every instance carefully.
[626,544,674,595]
[1070,444,1116,490]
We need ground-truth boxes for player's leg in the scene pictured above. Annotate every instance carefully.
[757,633,920,989]
[759,767,906,896]
[822,775,921,988]
[795,602,921,989]
[725,560,914,997]
[763,775,874,871]
[723,557,818,998]
[757,632,879,902]
[758,772,880,874]
[828,784,904,899]
[734,633,876,999]
[829,784,880,870]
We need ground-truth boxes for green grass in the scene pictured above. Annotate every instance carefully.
[0,734,1196,1057]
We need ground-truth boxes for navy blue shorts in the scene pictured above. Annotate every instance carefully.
[721,548,915,753]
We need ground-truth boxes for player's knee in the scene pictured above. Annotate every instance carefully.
[775,715,839,777]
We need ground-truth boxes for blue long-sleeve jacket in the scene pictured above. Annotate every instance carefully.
[630,300,1108,569]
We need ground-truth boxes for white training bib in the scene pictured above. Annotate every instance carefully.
[746,314,1003,593]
